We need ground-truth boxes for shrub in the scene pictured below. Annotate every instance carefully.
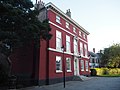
[92,68,120,76]
[109,68,120,75]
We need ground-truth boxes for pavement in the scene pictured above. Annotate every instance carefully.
[18,76,93,90]
[18,77,120,90]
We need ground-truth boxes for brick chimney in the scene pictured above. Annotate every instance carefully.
[93,48,95,53]
[35,0,45,10]
[66,9,71,18]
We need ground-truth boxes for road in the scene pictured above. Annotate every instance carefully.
[20,77,120,90]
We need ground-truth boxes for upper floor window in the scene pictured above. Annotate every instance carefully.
[83,33,86,39]
[84,44,88,57]
[74,37,78,54]
[79,31,82,37]
[66,35,70,53]
[80,42,83,56]
[66,22,70,29]
[56,30,62,51]
[66,58,71,72]
[56,56,62,72]
[56,15,61,24]
[73,27,76,33]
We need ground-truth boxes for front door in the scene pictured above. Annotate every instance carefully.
[74,58,79,76]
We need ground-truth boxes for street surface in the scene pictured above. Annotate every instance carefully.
[20,77,120,90]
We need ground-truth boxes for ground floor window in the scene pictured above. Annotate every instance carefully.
[85,61,89,71]
[81,60,84,71]
[56,56,62,72]
[66,58,71,72]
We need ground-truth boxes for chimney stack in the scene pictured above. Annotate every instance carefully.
[66,9,71,18]
[93,48,95,53]
[35,0,45,10]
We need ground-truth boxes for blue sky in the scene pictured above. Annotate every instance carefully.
[32,0,120,52]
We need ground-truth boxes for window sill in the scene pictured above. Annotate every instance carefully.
[81,70,84,71]
[56,70,63,73]
[67,70,72,72]
[56,22,62,25]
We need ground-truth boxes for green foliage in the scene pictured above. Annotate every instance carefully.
[0,0,52,56]
[92,68,120,76]
[95,68,109,75]
[0,0,52,85]
[101,44,120,68]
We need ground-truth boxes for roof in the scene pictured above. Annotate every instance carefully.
[89,51,97,57]
[45,2,90,35]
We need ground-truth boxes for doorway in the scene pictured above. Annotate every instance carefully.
[74,58,79,76]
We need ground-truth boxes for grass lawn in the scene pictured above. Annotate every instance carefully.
[98,74,120,77]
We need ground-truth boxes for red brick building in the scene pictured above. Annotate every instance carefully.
[37,1,90,85]
[11,1,90,86]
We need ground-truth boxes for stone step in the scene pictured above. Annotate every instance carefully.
[73,75,90,81]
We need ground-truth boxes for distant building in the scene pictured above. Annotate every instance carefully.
[89,49,100,68]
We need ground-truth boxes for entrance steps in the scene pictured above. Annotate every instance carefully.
[73,75,90,81]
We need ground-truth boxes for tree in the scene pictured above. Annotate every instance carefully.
[0,0,52,84]
[101,44,120,68]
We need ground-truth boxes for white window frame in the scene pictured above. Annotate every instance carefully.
[56,15,61,24]
[66,58,71,72]
[73,27,76,33]
[66,22,70,29]
[84,44,88,57]
[66,35,71,53]
[81,60,84,71]
[80,42,83,56]
[83,33,86,39]
[79,31,82,36]
[85,61,89,71]
[74,38,78,54]
[56,30,62,51]
[56,56,62,72]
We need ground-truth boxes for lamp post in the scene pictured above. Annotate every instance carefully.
[61,45,65,88]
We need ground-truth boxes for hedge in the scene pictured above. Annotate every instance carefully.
[90,68,120,76]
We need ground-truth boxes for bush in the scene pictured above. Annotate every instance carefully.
[109,68,120,75]
[91,68,120,76]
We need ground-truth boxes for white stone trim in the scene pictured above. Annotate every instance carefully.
[67,70,72,72]
[48,48,89,59]
[48,48,63,53]
[49,21,88,44]
[56,70,63,73]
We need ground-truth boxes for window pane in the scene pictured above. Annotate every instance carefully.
[66,58,71,71]
[85,61,88,71]
[84,44,88,57]
[66,35,70,52]
[74,38,78,54]
[79,31,82,36]
[56,15,61,23]
[81,60,84,71]
[73,27,76,33]
[56,56,62,71]
[80,42,83,56]
[66,22,69,29]
[56,31,62,51]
